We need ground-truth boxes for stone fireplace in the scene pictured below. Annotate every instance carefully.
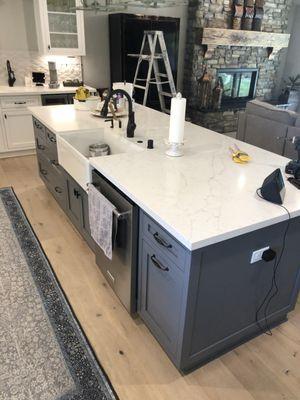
[217,67,258,107]
[184,0,293,133]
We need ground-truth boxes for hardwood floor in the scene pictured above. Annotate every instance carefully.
[1,154,300,400]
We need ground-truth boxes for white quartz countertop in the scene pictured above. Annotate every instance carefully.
[29,104,300,251]
[0,85,96,96]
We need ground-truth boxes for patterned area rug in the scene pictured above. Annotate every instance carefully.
[0,188,118,400]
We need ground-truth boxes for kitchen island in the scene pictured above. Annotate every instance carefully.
[29,103,300,372]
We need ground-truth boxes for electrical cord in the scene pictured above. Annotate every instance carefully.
[255,188,291,335]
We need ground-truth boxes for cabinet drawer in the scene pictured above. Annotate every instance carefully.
[33,117,45,140]
[38,155,67,209]
[141,212,186,271]
[45,128,58,163]
[0,96,40,109]
[139,239,184,356]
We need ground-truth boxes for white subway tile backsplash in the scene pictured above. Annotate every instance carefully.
[0,50,82,86]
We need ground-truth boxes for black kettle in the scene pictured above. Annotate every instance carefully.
[7,60,16,87]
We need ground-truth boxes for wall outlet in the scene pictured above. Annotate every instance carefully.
[250,246,270,264]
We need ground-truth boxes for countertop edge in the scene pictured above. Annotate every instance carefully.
[89,161,295,252]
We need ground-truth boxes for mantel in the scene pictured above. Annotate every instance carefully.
[200,28,290,60]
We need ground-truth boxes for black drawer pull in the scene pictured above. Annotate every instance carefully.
[40,168,47,176]
[47,133,56,143]
[55,186,63,194]
[73,188,81,198]
[14,101,26,105]
[153,232,172,249]
[151,255,169,272]
[34,121,43,129]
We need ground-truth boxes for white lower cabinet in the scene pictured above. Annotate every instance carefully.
[0,118,6,152]
[2,109,35,150]
[0,95,40,155]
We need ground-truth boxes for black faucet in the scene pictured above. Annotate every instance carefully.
[100,89,136,138]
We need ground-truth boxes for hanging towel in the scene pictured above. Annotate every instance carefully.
[88,184,116,260]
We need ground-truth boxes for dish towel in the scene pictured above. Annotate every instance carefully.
[88,183,116,260]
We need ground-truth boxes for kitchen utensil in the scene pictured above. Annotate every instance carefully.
[7,60,16,87]
[75,86,90,101]
[74,96,101,111]
[48,61,60,89]
[32,72,45,86]
[229,144,251,164]
[89,143,110,157]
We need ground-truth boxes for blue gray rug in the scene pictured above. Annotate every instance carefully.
[0,187,118,400]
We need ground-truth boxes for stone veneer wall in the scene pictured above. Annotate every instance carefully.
[184,0,293,133]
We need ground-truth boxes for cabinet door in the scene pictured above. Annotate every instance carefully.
[2,110,35,150]
[66,174,84,230]
[0,118,7,152]
[139,239,184,356]
[35,0,85,56]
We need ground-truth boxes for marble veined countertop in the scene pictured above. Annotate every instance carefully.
[0,85,96,96]
[29,104,300,251]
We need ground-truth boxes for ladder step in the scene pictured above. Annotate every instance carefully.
[128,54,163,60]
[150,81,171,85]
[160,91,173,97]
[133,84,146,90]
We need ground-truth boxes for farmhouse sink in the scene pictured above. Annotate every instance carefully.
[57,129,141,190]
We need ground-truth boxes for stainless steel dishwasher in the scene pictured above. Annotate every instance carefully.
[92,170,139,314]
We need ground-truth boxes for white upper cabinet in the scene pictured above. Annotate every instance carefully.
[34,0,86,56]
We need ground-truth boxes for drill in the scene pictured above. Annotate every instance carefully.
[285,136,300,179]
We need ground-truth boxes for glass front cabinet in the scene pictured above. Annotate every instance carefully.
[34,0,85,56]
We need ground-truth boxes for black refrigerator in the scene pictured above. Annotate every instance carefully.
[109,13,180,110]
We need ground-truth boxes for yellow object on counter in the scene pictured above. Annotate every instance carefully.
[229,144,251,164]
[74,86,90,101]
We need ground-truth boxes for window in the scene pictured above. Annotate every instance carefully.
[217,68,258,107]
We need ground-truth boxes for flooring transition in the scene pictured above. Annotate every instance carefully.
[0,154,299,400]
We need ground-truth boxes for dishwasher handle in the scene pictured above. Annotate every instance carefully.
[112,209,131,249]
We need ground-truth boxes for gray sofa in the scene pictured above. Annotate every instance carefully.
[237,100,300,159]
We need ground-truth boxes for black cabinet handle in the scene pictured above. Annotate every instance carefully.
[55,186,63,194]
[14,101,26,105]
[40,168,47,176]
[34,121,43,129]
[150,255,169,272]
[48,44,51,50]
[47,133,56,143]
[153,232,172,249]
[4,114,7,119]
[73,188,81,198]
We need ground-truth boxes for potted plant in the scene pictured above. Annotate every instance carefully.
[279,75,300,110]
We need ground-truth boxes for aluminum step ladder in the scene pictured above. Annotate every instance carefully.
[128,30,177,113]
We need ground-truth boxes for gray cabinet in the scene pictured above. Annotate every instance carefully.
[33,117,94,250]
[65,172,94,249]
[139,239,185,357]
[138,210,300,372]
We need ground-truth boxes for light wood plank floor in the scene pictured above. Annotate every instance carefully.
[1,154,300,400]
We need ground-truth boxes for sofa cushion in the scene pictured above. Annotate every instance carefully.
[295,116,300,127]
[244,114,287,155]
[284,126,300,159]
[246,100,296,125]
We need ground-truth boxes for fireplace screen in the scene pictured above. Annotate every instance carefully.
[217,68,258,107]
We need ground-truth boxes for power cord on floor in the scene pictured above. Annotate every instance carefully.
[255,188,291,336]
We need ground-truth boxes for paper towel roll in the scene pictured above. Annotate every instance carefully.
[168,93,186,144]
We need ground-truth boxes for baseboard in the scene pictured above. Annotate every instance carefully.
[0,149,36,159]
